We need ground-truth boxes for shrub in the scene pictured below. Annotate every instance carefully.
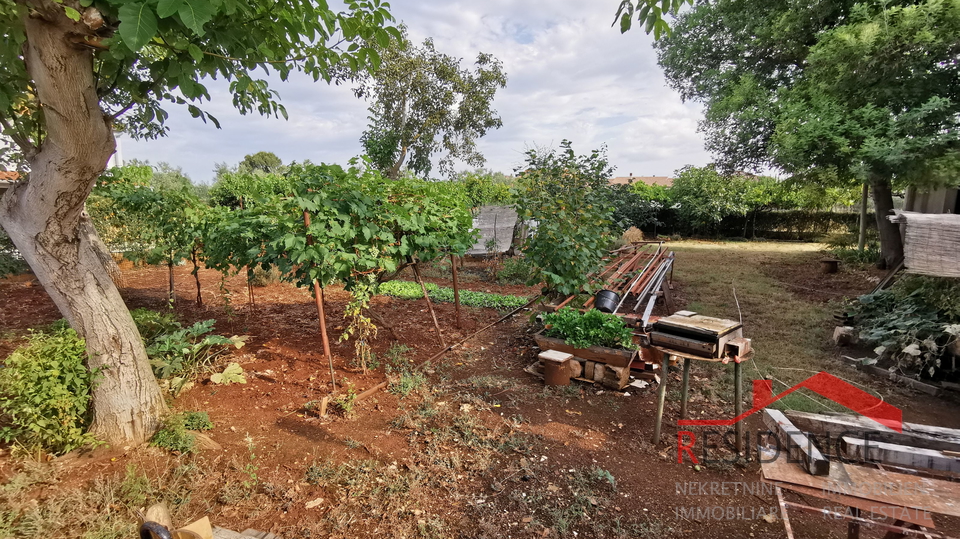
[249,264,281,287]
[0,327,100,454]
[496,257,535,285]
[514,141,616,296]
[543,308,635,349]
[130,307,180,342]
[150,411,214,454]
[850,275,960,377]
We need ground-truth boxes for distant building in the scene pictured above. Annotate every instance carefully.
[608,174,673,188]
[0,171,19,196]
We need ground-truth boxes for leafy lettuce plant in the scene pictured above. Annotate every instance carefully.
[543,308,634,349]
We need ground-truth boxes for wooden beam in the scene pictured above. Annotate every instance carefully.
[781,502,956,539]
[763,409,831,475]
[785,411,960,454]
[841,436,960,474]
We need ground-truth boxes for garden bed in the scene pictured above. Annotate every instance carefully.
[531,329,637,368]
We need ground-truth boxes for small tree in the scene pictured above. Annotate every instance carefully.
[0,0,397,444]
[514,141,616,297]
[354,26,507,179]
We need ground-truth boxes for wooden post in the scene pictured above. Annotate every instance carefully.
[858,182,869,252]
[652,349,668,445]
[735,359,743,454]
[451,254,462,329]
[191,249,202,307]
[412,261,446,347]
[680,357,691,419]
[167,258,175,306]
[246,267,256,308]
[848,507,860,539]
[303,211,336,390]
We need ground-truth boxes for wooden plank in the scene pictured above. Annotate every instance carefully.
[775,486,796,539]
[212,528,247,539]
[763,409,831,475]
[841,437,960,474]
[532,332,636,368]
[781,502,954,539]
[785,411,960,454]
[761,450,960,517]
[767,480,936,528]
[858,365,942,396]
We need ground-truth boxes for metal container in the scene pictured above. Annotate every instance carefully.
[594,289,620,313]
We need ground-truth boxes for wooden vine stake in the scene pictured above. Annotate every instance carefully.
[412,261,446,347]
[303,211,336,390]
[451,254,462,329]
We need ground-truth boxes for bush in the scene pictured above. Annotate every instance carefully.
[249,264,281,287]
[514,141,616,296]
[543,308,634,349]
[150,411,214,454]
[496,257,535,285]
[130,307,180,342]
[143,317,246,394]
[0,327,100,455]
[850,275,960,377]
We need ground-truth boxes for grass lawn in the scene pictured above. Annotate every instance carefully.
[667,240,874,413]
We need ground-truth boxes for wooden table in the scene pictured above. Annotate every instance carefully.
[650,346,752,452]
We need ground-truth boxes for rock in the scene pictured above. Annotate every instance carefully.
[191,432,222,451]
[833,326,858,346]
[304,497,324,509]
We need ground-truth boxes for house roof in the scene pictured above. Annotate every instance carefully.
[609,175,673,187]
[0,171,19,194]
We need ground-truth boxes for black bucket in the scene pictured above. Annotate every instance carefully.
[594,290,620,313]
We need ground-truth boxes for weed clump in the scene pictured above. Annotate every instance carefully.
[0,326,99,455]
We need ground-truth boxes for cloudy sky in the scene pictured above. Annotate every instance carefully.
[118,1,711,184]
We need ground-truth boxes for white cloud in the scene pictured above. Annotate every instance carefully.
[118,1,710,184]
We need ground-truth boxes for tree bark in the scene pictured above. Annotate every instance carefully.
[870,174,904,269]
[0,6,166,445]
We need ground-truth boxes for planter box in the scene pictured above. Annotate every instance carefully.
[532,330,637,368]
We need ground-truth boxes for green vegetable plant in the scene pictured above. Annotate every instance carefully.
[146,319,247,394]
[543,308,635,349]
[850,276,960,377]
[0,327,101,455]
[377,280,528,310]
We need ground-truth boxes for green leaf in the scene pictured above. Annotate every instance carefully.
[178,0,216,36]
[188,43,204,63]
[63,6,81,21]
[157,0,184,18]
[118,2,159,51]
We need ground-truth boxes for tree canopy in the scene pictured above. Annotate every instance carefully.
[652,0,960,265]
[353,26,507,179]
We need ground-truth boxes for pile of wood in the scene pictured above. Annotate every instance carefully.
[890,211,960,278]
[760,409,960,538]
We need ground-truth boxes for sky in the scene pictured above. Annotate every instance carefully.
[117,1,712,185]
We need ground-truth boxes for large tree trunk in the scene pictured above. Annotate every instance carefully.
[870,174,904,269]
[0,6,166,445]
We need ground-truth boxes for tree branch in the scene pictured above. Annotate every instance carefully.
[0,114,38,158]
